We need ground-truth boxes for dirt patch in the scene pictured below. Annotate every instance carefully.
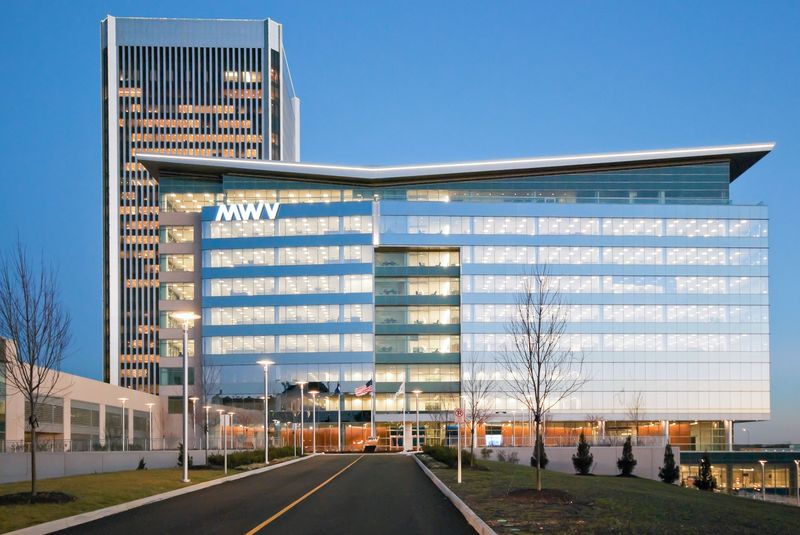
[0,491,77,505]
[507,488,577,504]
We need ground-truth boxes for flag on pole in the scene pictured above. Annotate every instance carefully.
[355,379,373,397]
[334,383,341,395]
[395,381,405,397]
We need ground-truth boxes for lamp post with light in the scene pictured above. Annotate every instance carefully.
[117,397,128,451]
[228,412,236,449]
[296,381,307,455]
[309,390,319,454]
[257,360,274,463]
[411,389,422,450]
[759,459,767,501]
[173,311,200,483]
[145,402,154,450]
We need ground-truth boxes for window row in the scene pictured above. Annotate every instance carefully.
[375,364,461,383]
[204,333,374,355]
[462,304,769,324]
[203,304,373,326]
[463,333,770,352]
[160,226,194,243]
[205,245,373,268]
[375,277,460,297]
[461,361,769,382]
[376,335,460,354]
[375,250,460,268]
[376,306,460,325]
[462,246,768,266]
[381,216,767,238]
[203,215,371,238]
[464,275,768,295]
[204,274,373,297]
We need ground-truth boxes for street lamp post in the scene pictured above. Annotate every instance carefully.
[216,409,225,450]
[189,396,199,449]
[117,397,128,452]
[145,402,154,451]
[309,390,319,454]
[257,360,274,464]
[411,389,422,451]
[759,459,767,501]
[173,311,200,483]
[296,381,307,455]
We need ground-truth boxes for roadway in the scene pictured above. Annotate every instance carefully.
[56,454,475,535]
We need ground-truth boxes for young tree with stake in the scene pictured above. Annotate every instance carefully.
[0,241,71,500]
[461,359,494,466]
[499,266,587,491]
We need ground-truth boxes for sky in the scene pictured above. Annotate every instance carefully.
[0,1,797,443]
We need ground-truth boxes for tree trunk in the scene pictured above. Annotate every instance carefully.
[30,427,37,500]
[469,427,475,467]
[535,419,542,491]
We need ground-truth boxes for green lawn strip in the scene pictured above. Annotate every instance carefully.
[431,461,800,534]
[0,469,225,533]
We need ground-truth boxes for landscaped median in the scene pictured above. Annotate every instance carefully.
[416,452,800,534]
[0,451,303,534]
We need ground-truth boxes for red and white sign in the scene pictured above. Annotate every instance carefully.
[454,408,465,424]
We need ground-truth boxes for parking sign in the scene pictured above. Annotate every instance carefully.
[454,407,465,424]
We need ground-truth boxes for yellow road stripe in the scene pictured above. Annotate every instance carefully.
[244,455,364,535]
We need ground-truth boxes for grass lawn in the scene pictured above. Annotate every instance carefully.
[0,468,226,533]
[429,460,800,534]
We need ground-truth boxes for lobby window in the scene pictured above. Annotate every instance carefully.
[160,367,195,386]
[160,226,194,243]
[160,254,194,272]
[167,397,183,414]
[160,282,194,300]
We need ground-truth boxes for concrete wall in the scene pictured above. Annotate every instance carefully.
[0,450,209,484]
[487,445,680,481]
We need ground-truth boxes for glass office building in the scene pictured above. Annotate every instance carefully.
[139,143,772,451]
[101,16,300,392]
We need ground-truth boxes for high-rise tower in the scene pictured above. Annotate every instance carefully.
[101,16,299,391]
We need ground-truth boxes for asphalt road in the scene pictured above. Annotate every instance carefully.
[56,455,475,535]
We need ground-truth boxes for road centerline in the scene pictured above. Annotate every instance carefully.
[244,455,364,535]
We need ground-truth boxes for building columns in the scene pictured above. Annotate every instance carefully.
[725,420,734,451]
[62,398,72,451]
[98,403,106,448]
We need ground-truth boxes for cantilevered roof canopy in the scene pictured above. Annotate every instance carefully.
[138,142,773,187]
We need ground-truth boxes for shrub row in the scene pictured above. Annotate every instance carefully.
[207,446,295,468]
[421,445,474,468]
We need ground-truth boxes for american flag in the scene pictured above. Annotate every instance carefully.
[354,379,373,397]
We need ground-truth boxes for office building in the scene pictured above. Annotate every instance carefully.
[101,16,300,392]
[136,142,772,452]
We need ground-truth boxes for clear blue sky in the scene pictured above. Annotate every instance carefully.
[0,1,797,442]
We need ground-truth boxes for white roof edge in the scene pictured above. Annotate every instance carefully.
[137,142,775,181]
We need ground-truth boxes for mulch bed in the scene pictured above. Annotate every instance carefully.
[0,491,76,505]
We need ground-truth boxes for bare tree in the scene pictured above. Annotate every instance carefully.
[0,241,71,499]
[461,359,494,466]
[499,267,587,491]
[626,391,645,446]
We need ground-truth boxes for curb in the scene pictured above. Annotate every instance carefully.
[8,454,316,535]
[413,454,497,535]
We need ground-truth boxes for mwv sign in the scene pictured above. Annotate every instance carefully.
[215,202,281,222]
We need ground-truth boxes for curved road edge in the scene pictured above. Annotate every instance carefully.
[413,454,497,535]
[7,455,317,535]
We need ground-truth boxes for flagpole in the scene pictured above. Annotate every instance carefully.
[402,393,406,452]
[370,379,376,437]
[338,392,342,452]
